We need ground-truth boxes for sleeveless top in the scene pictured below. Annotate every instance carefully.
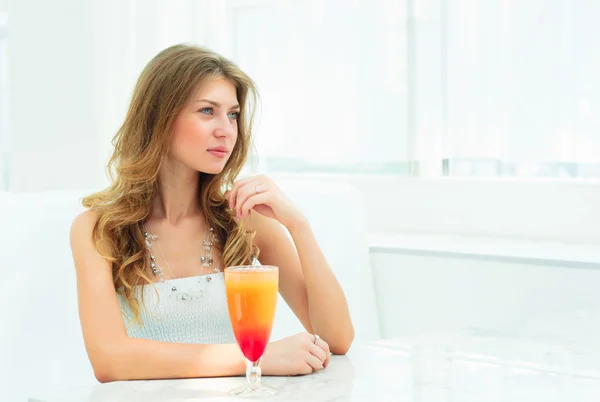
[117,273,236,344]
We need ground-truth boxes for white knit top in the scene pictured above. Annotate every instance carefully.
[117,273,236,344]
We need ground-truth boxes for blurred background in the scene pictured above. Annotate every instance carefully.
[1,0,600,319]
[1,0,600,239]
[2,0,600,192]
[2,1,600,400]
[2,0,600,309]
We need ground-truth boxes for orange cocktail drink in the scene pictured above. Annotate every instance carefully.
[224,265,279,396]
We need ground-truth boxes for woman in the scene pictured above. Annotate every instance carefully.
[70,44,354,382]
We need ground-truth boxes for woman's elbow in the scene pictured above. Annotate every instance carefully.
[331,326,355,355]
[92,357,125,383]
[90,347,122,383]
[92,359,119,383]
[94,368,116,384]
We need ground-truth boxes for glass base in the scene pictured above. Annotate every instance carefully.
[229,383,278,398]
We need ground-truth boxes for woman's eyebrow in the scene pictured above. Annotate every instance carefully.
[196,99,240,109]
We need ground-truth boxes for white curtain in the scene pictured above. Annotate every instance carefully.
[216,0,412,174]
[92,0,412,177]
[440,0,600,177]
[0,12,8,190]
[3,0,600,192]
[212,0,600,178]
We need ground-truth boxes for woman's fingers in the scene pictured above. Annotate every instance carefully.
[314,336,331,368]
[228,176,255,209]
[234,181,263,217]
[309,342,327,364]
[305,353,324,371]
[239,193,270,219]
[228,175,269,209]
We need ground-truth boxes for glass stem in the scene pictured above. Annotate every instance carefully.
[246,358,262,385]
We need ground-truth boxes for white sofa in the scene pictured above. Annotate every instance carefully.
[0,179,380,402]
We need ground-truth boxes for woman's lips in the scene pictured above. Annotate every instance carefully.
[208,149,228,158]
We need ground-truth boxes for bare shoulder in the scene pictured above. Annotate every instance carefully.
[71,209,99,234]
[70,209,99,247]
[70,208,112,272]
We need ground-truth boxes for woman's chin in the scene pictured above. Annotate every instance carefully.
[198,164,226,175]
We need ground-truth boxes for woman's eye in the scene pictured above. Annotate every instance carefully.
[228,111,239,119]
[199,107,213,115]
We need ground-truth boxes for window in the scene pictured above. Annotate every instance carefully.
[0,12,8,190]
[207,0,600,179]
[213,0,414,175]
[440,0,600,178]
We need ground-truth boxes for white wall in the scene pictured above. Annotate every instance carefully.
[4,0,99,192]
[90,0,216,190]
[365,178,600,242]
[273,174,600,244]
[370,250,600,349]
[3,1,600,248]
[1,0,221,192]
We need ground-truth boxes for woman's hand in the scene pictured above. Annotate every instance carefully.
[261,332,331,376]
[226,175,306,230]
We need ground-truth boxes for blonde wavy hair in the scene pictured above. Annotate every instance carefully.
[82,44,258,322]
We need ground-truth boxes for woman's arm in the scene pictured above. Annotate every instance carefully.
[251,213,354,355]
[229,176,355,355]
[70,210,245,382]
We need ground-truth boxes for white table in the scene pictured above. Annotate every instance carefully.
[32,333,600,402]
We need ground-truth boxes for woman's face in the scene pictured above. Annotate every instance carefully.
[169,77,240,175]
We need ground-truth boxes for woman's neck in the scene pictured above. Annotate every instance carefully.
[151,158,202,225]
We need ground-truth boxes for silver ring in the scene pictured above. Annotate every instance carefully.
[313,334,320,344]
[254,184,261,194]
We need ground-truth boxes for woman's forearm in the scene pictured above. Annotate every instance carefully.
[92,338,245,382]
[287,219,355,354]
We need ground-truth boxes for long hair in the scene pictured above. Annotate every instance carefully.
[82,44,258,322]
